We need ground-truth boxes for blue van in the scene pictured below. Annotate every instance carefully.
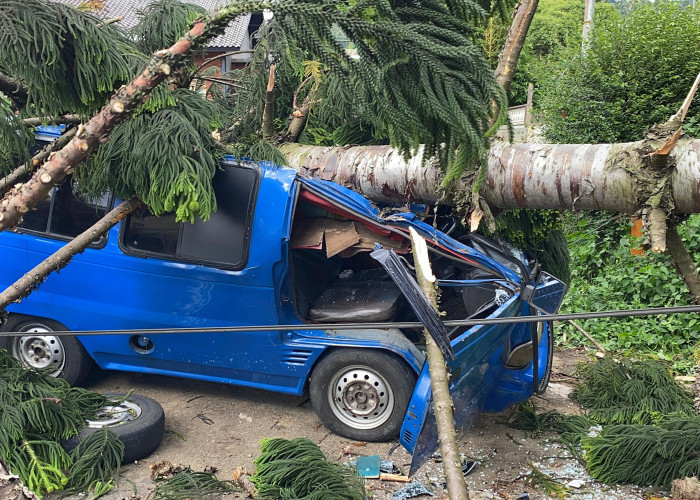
[0,150,564,471]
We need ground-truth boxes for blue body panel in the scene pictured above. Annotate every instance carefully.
[0,160,563,463]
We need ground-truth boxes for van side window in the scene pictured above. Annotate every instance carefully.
[18,177,111,243]
[122,165,258,270]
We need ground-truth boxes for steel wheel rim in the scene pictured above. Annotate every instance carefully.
[327,365,394,430]
[86,400,142,428]
[11,325,65,376]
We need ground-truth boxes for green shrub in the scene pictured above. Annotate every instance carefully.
[537,1,700,144]
[560,213,700,373]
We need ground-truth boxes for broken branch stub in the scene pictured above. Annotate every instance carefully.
[409,227,469,500]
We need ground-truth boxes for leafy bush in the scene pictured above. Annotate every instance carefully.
[537,1,700,144]
[559,213,700,373]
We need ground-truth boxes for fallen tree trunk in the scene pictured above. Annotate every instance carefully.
[280,138,700,213]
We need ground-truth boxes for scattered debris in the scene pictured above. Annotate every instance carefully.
[566,479,584,488]
[356,455,381,478]
[232,467,256,498]
[149,461,188,480]
[393,480,436,499]
[524,462,570,499]
[671,476,700,500]
[380,473,411,482]
[380,460,403,475]
[194,413,214,425]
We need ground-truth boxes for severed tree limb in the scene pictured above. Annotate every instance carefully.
[286,96,312,143]
[410,227,469,500]
[666,223,700,302]
[20,115,81,127]
[565,320,606,354]
[0,2,271,234]
[232,467,255,498]
[193,49,254,75]
[0,197,141,311]
[644,70,700,252]
[0,128,77,192]
[261,64,276,140]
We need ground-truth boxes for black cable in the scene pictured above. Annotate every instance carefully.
[2,305,700,337]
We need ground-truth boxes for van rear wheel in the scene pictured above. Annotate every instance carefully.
[0,317,93,386]
[309,349,416,442]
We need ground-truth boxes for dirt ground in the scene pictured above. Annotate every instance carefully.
[54,349,654,500]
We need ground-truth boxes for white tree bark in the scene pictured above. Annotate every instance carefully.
[280,138,700,213]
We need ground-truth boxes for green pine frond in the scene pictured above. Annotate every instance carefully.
[130,0,207,54]
[63,427,124,498]
[0,96,32,172]
[572,356,694,425]
[10,439,70,498]
[0,350,113,498]
[583,415,700,488]
[151,468,239,500]
[252,438,365,500]
[76,89,223,221]
[0,0,132,115]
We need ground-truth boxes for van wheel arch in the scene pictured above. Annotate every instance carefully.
[0,314,93,386]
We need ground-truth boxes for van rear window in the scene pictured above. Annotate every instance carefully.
[121,164,258,270]
[18,177,111,243]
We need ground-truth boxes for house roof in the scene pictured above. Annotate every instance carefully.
[52,0,252,49]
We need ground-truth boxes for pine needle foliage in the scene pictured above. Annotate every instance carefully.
[0,350,123,498]
[511,357,700,488]
[150,468,240,500]
[0,95,32,172]
[0,0,132,116]
[582,415,700,488]
[221,0,510,184]
[251,438,365,500]
[572,356,694,425]
[63,427,124,498]
[130,0,207,54]
[76,89,223,222]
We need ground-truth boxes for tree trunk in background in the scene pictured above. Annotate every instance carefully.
[280,138,700,213]
[494,0,539,96]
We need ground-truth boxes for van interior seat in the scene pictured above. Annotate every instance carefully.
[307,278,403,323]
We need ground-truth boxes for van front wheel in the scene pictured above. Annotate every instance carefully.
[309,349,416,442]
[0,317,93,386]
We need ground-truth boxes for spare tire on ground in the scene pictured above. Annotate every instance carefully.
[62,393,165,464]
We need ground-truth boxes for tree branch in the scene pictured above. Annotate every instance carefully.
[0,128,77,192]
[0,197,141,310]
[261,64,276,141]
[410,227,469,500]
[0,3,269,234]
[494,0,539,96]
[20,115,81,127]
[193,49,254,75]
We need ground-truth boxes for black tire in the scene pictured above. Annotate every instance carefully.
[309,349,416,442]
[0,315,93,386]
[62,393,165,464]
[536,321,555,395]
